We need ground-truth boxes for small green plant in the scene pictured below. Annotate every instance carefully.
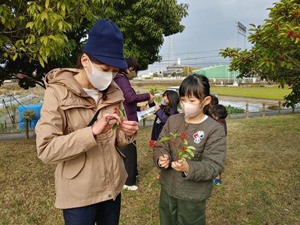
[149,87,159,95]
[27,215,38,223]
[112,108,125,130]
[154,96,162,103]
[150,131,196,161]
[226,106,245,114]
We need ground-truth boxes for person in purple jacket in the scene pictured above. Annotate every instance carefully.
[150,90,179,141]
[114,57,154,191]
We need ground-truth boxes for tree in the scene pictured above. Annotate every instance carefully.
[182,66,195,76]
[220,0,300,107]
[0,0,188,89]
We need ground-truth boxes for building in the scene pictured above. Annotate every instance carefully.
[164,63,184,75]
[193,65,260,84]
[193,65,237,79]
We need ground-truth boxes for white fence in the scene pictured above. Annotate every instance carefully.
[0,94,36,110]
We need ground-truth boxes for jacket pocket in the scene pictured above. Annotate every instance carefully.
[63,153,86,179]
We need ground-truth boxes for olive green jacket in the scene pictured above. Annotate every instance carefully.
[153,113,227,202]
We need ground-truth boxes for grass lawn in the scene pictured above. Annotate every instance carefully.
[210,86,291,100]
[137,85,291,100]
[0,115,299,224]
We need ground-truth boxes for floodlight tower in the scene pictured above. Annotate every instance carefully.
[169,35,175,65]
[235,21,247,50]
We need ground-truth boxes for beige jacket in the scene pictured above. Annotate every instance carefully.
[35,68,130,209]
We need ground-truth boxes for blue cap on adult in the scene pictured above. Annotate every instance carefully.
[83,19,128,69]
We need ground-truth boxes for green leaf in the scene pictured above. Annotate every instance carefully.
[112,124,118,130]
[45,0,50,8]
[118,108,125,118]
[159,137,171,142]
[186,149,194,157]
[170,132,179,138]
[58,21,63,30]
[183,140,188,146]
[41,54,48,64]
[26,22,34,29]
[187,146,196,150]
[12,53,18,61]
[38,56,45,67]
[41,11,48,21]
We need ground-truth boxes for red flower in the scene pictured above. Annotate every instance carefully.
[287,30,293,37]
[149,140,157,148]
[179,131,188,140]
[181,147,187,151]
[171,139,177,145]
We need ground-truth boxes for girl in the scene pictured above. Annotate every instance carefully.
[150,90,179,141]
[153,74,226,225]
[35,19,139,225]
[114,57,154,191]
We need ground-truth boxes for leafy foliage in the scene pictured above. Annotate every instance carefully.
[150,131,196,161]
[226,106,245,114]
[220,0,300,107]
[0,0,188,89]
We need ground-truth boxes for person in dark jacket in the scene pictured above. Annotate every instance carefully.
[150,90,179,141]
[114,57,154,191]
[210,104,228,136]
[210,104,228,186]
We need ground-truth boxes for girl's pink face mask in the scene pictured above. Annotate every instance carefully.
[180,97,209,118]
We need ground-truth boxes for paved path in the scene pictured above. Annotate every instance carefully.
[0,131,36,141]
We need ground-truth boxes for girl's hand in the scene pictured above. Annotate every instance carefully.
[118,120,139,136]
[139,105,147,111]
[158,154,170,169]
[155,103,160,112]
[149,94,155,103]
[171,160,189,173]
[92,113,122,136]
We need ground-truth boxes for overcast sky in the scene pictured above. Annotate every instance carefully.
[144,0,275,73]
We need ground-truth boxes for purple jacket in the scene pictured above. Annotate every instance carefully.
[151,103,179,140]
[114,73,150,121]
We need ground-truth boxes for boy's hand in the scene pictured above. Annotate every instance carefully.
[171,160,189,173]
[158,154,170,169]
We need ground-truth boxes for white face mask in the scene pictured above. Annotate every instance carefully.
[161,99,166,106]
[84,57,117,91]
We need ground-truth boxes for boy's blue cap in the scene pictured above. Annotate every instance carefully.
[83,19,128,69]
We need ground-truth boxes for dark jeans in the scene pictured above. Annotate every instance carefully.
[119,142,138,185]
[63,194,121,225]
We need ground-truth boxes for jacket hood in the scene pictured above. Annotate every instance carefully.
[45,68,85,96]
[45,68,123,101]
